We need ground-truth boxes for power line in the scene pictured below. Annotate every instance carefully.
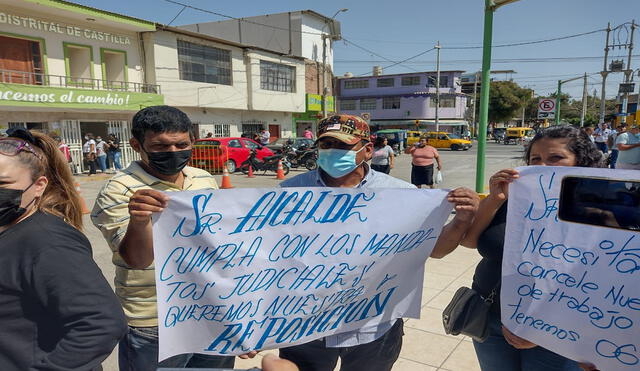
[356,47,436,76]
[336,54,640,66]
[166,5,187,26]
[442,28,606,50]
[163,0,324,35]
[341,38,419,73]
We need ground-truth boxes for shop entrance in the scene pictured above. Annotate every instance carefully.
[296,121,315,138]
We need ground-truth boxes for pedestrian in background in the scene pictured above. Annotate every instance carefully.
[370,136,394,174]
[91,106,240,371]
[82,133,97,176]
[608,124,624,168]
[260,128,271,145]
[593,122,611,153]
[279,114,479,371]
[303,127,314,139]
[614,124,640,170]
[0,127,127,370]
[95,135,108,173]
[582,126,595,142]
[107,133,122,172]
[460,125,602,371]
[409,137,441,188]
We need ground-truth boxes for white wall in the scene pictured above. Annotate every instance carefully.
[182,107,294,139]
[150,30,248,110]
[246,50,305,113]
[0,5,143,84]
[300,15,334,69]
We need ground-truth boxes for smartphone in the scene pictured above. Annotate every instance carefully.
[558,176,640,231]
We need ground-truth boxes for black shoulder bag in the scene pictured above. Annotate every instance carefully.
[442,284,499,342]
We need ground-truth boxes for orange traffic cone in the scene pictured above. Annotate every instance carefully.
[220,165,234,189]
[247,164,256,178]
[275,159,286,180]
[75,182,90,214]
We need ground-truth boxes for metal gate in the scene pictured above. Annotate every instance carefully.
[108,120,139,168]
[61,120,83,174]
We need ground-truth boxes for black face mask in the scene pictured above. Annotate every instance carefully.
[0,183,35,227]
[145,149,192,175]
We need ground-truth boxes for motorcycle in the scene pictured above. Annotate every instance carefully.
[284,143,318,171]
[240,149,290,175]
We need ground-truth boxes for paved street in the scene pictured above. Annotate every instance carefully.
[79,142,525,371]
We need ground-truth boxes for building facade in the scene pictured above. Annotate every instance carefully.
[336,70,469,134]
[0,0,163,172]
[145,26,306,140]
[179,10,341,136]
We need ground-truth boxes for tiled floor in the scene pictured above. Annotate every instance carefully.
[234,247,483,371]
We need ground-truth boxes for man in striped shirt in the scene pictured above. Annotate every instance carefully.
[92,106,236,371]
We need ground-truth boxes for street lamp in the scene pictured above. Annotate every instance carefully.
[321,8,348,118]
[475,0,521,193]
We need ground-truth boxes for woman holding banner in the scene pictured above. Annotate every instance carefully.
[460,125,604,371]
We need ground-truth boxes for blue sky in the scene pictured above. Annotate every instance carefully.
[74,0,640,99]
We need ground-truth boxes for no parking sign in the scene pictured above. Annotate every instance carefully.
[537,98,556,119]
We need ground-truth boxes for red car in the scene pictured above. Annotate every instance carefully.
[190,137,275,173]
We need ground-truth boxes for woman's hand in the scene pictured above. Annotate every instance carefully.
[488,169,519,201]
[578,362,599,371]
[501,326,537,349]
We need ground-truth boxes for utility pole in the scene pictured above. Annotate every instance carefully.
[322,33,328,118]
[435,41,441,133]
[599,23,612,123]
[321,9,348,119]
[580,73,588,127]
[472,72,479,137]
[621,20,636,124]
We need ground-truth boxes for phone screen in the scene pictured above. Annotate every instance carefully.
[558,176,640,231]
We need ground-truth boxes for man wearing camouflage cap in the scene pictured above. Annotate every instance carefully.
[279,115,479,371]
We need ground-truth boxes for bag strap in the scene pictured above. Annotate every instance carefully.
[483,282,501,304]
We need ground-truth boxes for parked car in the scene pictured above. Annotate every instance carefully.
[190,137,274,173]
[423,131,472,151]
[266,137,315,153]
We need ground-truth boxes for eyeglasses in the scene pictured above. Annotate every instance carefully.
[0,138,42,160]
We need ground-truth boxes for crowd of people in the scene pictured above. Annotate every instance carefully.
[82,133,123,175]
[582,121,640,169]
[0,106,628,371]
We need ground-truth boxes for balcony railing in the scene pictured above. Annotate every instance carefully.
[0,69,161,94]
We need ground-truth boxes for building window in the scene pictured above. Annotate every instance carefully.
[376,78,394,88]
[101,49,127,88]
[360,98,377,110]
[64,43,93,84]
[440,76,449,88]
[260,60,296,92]
[213,123,231,137]
[242,122,265,135]
[401,76,421,86]
[0,35,44,85]
[430,97,456,108]
[427,75,450,88]
[382,97,400,109]
[440,96,456,107]
[177,40,232,85]
[340,99,356,110]
[344,79,369,89]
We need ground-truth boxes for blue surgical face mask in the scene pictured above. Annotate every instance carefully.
[318,146,365,178]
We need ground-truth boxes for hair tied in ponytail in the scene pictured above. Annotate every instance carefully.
[6,127,37,144]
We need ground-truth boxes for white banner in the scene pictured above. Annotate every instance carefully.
[502,166,640,370]
[152,188,453,360]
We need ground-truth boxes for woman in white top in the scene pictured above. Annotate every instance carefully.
[82,133,97,175]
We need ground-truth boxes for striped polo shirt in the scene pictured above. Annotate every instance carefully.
[91,161,218,327]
